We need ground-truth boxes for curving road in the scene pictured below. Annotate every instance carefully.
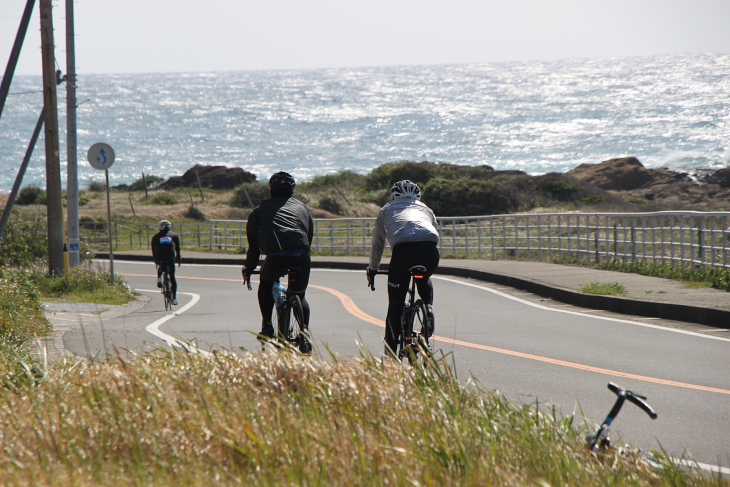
[62,261,730,471]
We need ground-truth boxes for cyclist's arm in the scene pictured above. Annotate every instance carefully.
[243,209,261,272]
[173,235,181,263]
[307,211,314,247]
[368,208,387,271]
[151,234,159,264]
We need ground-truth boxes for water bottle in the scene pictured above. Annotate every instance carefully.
[272,281,286,309]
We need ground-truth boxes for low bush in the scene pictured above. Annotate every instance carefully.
[145,193,178,206]
[0,268,51,348]
[319,195,344,215]
[184,205,205,221]
[31,264,134,305]
[230,182,270,209]
[423,177,519,216]
[15,186,46,206]
[87,180,105,192]
[129,174,164,191]
[0,213,47,267]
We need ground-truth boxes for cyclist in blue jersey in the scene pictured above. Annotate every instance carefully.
[366,180,439,355]
[151,220,182,305]
[242,172,314,341]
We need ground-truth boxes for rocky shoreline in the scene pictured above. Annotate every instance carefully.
[115,158,730,214]
[567,157,730,211]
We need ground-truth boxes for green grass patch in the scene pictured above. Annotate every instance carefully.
[579,282,627,295]
[31,264,135,305]
[554,256,730,293]
[0,350,710,485]
[0,268,51,348]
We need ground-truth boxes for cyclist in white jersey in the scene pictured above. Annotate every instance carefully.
[366,180,440,355]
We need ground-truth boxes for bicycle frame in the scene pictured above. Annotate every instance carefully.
[588,382,658,451]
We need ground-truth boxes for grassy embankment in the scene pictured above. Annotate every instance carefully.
[0,349,723,486]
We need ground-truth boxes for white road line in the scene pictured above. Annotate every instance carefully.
[432,276,730,343]
[136,289,211,357]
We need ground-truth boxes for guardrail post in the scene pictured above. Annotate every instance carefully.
[346,220,350,254]
[477,218,482,259]
[330,221,334,254]
[490,218,495,260]
[315,220,319,252]
[723,216,728,268]
[464,220,469,259]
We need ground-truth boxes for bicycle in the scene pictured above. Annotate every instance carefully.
[587,382,658,452]
[369,265,433,364]
[245,268,312,355]
[158,262,180,311]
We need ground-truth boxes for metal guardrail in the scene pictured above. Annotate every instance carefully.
[80,211,730,269]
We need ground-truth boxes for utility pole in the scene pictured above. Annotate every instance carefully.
[39,0,65,276]
[65,0,80,267]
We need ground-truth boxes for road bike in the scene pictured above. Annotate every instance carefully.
[159,264,173,311]
[587,382,657,451]
[369,265,433,364]
[245,268,312,355]
[158,262,180,311]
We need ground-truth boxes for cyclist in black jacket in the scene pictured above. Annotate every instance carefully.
[151,220,181,305]
[242,172,314,340]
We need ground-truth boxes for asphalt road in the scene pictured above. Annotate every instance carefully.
[62,260,730,470]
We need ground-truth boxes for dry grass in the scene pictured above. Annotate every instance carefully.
[0,348,717,486]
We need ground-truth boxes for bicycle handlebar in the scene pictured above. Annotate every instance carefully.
[606,382,658,421]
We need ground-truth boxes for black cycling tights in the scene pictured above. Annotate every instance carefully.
[258,252,312,329]
[385,241,439,350]
[157,263,177,299]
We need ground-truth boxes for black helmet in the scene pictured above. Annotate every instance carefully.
[269,171,296,190]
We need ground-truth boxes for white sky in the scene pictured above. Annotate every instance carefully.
[2,0,730,75]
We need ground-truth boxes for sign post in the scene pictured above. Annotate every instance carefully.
[87,142,116,284]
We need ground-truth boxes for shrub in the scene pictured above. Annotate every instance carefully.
[78,196,90,206]
[87,181,105,192]
[423,178,518,216]
[230,182,270,209]
[319,195,344,215]
[0,268,50,347]
[184,205,205,221]
[364,161,495,191]
[300,171,365,191]
[0,213,47,267]
[578,194,606,205]
[146,193,178,206]
[15,186,46,206]
[129,175,164,191]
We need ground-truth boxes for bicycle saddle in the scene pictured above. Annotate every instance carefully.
[409,265,427,275]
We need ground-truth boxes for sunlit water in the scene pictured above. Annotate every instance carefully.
[1,52,728,191]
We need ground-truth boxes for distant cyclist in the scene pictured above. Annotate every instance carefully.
[242,172,314,341]
[151,220,181,305]
[366,180,439,355]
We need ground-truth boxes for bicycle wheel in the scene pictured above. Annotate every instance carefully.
[403,300,431,364]
[398,304,413,361]
[277,300,291,344]
[163,273,171,311]
[290,295,311,355]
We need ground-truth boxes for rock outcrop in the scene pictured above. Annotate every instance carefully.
[158,164,257,190]
[568,157,730,210]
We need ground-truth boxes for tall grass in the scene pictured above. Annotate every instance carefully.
[0,349,719,486]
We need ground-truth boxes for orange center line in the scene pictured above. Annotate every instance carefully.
[122,272,730,395]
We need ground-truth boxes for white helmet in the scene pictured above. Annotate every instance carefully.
[158,220,171,231]
[391,180,421,200]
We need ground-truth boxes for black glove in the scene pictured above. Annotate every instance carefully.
[366,266,377,290]
[242,267,251,288]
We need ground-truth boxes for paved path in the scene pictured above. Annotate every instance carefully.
[40,258,730,470]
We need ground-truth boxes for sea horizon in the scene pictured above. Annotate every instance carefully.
[1,52,728,192]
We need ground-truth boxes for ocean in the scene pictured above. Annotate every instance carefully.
[1,52,728,192]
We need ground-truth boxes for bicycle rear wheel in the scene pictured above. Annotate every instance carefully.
[290,295,311,355]
[276,300,291,344]
[403,300,431,364]
[163,273,171,311]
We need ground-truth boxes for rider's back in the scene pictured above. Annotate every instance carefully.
[249,196,313,254]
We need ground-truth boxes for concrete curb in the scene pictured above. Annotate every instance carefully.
[100,253,730,330]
